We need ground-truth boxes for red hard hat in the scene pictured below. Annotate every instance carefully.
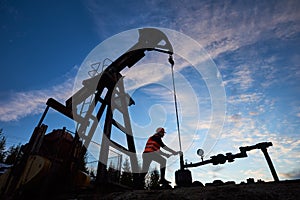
[156,127,166,134]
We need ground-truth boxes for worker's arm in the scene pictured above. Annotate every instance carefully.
[163,146,181,155]
[154,135,181,156]
[158,150,172,158]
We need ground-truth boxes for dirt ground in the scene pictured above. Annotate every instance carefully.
[83,180,300,200]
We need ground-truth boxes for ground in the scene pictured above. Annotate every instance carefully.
[68,179,300,200]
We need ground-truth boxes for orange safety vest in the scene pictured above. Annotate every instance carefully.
[143,136,161,153]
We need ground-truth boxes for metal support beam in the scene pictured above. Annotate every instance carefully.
[261,148,279,182]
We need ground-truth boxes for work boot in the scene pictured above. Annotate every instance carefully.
[159,178,171,184]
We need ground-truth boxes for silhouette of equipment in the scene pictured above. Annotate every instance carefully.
[176,142,279,187]
[0,27,282,198]
[0,28,174,198]
[46,28,174,186]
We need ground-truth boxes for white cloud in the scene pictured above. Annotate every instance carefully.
[240,168,270,181]
[227,92,264,105]
[281,169,300,180]
[85,0,300,86]
[224,65,254,91]
[182,1,299,57]
[217,109,300,180]
[0,78,74,122]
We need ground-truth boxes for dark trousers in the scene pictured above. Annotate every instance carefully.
[141,151,167,181]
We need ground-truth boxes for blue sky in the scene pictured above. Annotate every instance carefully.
[0,0,299,184]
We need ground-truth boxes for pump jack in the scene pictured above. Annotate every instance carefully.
[0,28,174,198]
[0,27,280,198]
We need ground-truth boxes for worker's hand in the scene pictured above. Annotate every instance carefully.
[174,151,183,155]
[165,153,172,158]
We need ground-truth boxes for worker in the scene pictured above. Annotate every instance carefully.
[141,127,181,185]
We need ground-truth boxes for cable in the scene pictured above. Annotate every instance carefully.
[169,55,182,153]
